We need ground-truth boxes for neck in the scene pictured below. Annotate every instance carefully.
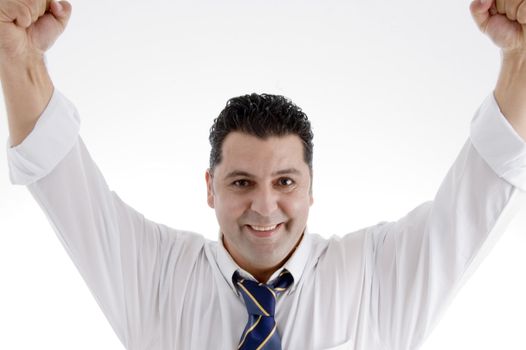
[224,233,304,284]
[251,267,280,284]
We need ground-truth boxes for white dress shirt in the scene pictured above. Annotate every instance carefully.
[6,89,526,350]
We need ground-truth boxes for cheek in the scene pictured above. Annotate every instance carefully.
[282,194,311,217]
[216,193,249,221]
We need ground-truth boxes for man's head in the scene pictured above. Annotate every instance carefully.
[208,93,314,180]
[205,93,314,282]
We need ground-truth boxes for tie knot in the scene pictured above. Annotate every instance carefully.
[233,270,294,317]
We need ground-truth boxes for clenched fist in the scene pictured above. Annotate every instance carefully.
[471,0,526,53]
[0,0,72,61]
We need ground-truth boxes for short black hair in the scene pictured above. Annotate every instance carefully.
[208,93,314,180]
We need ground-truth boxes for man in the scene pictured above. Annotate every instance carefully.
[1,0,526,349]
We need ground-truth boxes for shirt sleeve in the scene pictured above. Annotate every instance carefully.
[369,93,526,349]
[6,89,204,349]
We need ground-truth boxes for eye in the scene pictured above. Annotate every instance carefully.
[232,179,252,188]
[277,177,295,187]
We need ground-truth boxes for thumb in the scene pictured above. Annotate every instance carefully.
[49,1,72,29]
[28,1,72,52]
[470,0,494,33]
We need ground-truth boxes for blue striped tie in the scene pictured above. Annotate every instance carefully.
[233,270,294,350]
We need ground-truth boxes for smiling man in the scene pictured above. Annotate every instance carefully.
[206,99,315,283]
[2,0,526,349]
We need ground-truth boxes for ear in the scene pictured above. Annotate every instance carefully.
[205,169,215,208]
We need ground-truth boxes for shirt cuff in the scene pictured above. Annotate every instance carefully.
[470,92,526,191]
[6,88,81,186]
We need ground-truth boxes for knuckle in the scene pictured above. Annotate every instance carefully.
[507,11,517,20]
[20,3,31,16]
[2,1,16,17]
[15,1,34,24]
[496,0,506,13]
[518,2,526,22]
[16,1,33,14]
[506,3,515,19]
[507,0,522,20]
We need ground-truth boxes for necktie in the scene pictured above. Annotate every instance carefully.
[233,270,294,350]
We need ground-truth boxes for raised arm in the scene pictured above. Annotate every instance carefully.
[1,3,207,347]
[368,1,526,348]
[472,0,526,141]
[0,0,71,146]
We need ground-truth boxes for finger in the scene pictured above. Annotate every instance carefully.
[517,0,526,23]
[505,0,520,20]
[24,0,42,23]
[496,0,506,14]
[490,2,498,15]
[470,0,495,32]
[49,1,71,28]
[10,0,48,26]
[490,1,499,15]
[40,0,53,17]
[503,0,523,21]
[21,0,53,24]
[32,0,53,22]
[11,1,32,28]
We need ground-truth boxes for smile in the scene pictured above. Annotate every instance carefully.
[246,223,284,237]
[250,224,279,231]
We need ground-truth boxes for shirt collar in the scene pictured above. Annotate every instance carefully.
[216,228,312,296]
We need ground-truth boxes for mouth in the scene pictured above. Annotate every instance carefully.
[245,222,284,238]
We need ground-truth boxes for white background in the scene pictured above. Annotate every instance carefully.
[1,0,526,348]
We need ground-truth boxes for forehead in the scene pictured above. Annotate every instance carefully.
[218,132,307,176]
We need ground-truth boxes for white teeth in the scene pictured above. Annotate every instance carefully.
[249,224,279,231]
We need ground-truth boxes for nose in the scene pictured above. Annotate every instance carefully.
[250,185,279,217]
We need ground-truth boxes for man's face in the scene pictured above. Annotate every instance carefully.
[206,131,313,276]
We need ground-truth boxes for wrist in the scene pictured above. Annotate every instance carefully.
[0,56,49,89]
[496,52,526,101]
[0,52,47,81]
[494,51,526,141]
[0,54,53,147]
[497,47,526,86]
[501,48,526,67]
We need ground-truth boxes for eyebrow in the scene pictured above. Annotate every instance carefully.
[223,168,302,180]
